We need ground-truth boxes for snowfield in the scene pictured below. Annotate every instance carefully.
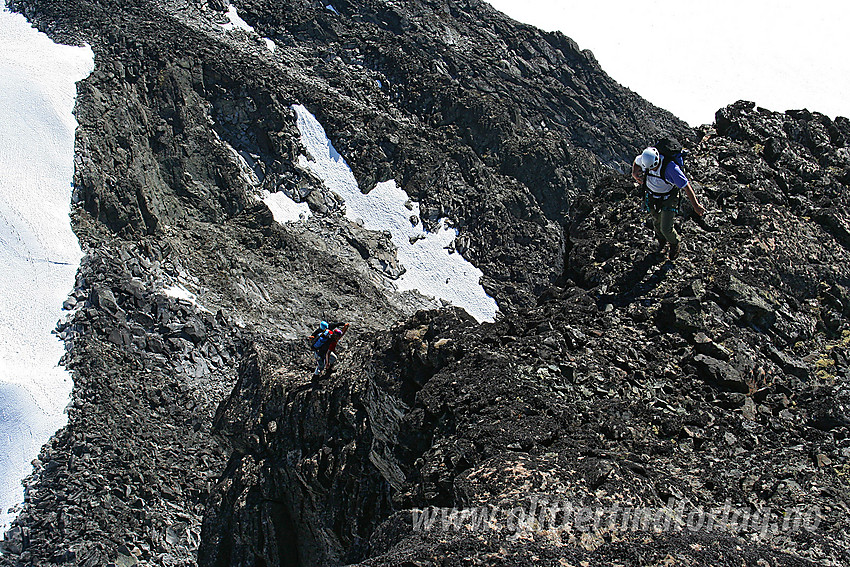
[0,8,93,533]
[0,5,497,535]
[292,104,499,323]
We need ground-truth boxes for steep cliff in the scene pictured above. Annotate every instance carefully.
[2,0,849,566]
[199,102,850,566]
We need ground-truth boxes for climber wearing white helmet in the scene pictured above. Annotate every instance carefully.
[631,142,705,261]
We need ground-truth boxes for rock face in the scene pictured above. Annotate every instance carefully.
[9,0,690,312]
[1,1,850,566]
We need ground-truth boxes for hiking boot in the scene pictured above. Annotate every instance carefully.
[668,241,681,261]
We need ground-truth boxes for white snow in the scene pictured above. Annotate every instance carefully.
[0,8,93,533]
[220,4,254,34]
[162,284,198,303]
[261,190,311,223]
[326,5,340,15]
[486,0,850,127]
[292,104,499,323]
[161,282,213,314]
[220,4,276,53]
[219,136,308,223]
[217,128,309,224]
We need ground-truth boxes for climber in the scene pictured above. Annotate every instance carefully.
[631,142,705,261]
[309,321,350,377]
[322,322,350,372]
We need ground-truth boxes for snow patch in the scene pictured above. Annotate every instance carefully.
[0,7,94,533]
[219,5,275,53]
[261,190,311,223]
[292,104,498,323]
[160,282,212,314]
[162,284,198,303]
[220,4,254,34]
[216,133,308,223]
[326,5,339,15]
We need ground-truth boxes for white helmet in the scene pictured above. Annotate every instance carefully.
[639,147,660,170]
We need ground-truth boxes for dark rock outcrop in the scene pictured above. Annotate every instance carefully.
[197,102,850,565]
[8,0,691,311]
[1,1,849,567]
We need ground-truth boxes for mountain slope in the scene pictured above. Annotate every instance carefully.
[201,102,850,566]
[1,1,849,566]
[10,0,690,311]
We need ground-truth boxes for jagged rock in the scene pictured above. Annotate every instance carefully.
[694,332,732,361]
[693,354,750,394]
[713,272,777,331]
[0,527,24,555]
[344,224,405,279]
[3,0,850,566]
[91,285,124,317]
[764,344,810,379]
[656,298,706,336]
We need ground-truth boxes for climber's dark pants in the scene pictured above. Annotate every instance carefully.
[314,350,337,376]
[648,195,680,246]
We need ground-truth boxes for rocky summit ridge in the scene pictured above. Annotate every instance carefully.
[2,1,850,566]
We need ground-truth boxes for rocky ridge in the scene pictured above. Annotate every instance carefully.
[199,104,850,566]
[0,0,848,566]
